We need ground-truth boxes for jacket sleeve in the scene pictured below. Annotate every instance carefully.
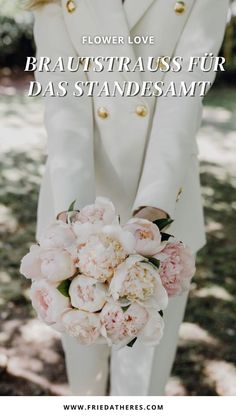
[33,2,95,215]
[132,0,229,219]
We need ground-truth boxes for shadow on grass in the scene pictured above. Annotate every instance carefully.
[0,151,69,396]
[171,160,236,395]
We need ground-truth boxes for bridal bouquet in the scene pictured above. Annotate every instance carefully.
[20,197,196,349]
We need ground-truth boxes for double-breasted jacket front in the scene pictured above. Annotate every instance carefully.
[34,0,229,254]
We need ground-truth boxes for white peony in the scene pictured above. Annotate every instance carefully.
[138,308,164,346]
[20,244,42,279]
[76,225,135,282]
[124,218,166,256]
[20,245,76,283]
[61,309,102,345]
[109,255,168,311]
[72,222,101,247]
[38,220,77,252]
[69,274,107,312]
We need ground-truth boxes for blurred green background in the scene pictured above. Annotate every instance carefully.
[0,1,34,69]
[0,0,236,82]
[0,0,236,397]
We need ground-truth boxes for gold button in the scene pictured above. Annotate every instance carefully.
[66,0,76,13]
[136,105,148,117]
[97,107,109,119]
[174,1,186,14]
[176,187,183,201]
[156,56,167,71]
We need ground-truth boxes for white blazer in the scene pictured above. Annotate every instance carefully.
[34,0,229,254]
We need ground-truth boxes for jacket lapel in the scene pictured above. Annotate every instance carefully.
[123,0,155,30]
[61,0,144,84]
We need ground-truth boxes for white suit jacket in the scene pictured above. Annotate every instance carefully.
[34,0,229,254]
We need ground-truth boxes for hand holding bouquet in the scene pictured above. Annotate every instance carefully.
[20,197,196,349]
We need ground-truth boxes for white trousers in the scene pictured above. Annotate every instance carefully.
[61,280,191,396]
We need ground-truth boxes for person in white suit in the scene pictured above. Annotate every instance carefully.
[26,0,229,396]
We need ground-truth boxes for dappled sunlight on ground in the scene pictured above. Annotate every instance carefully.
[199,91,236,170]
[166,376,187,396]
[167,88,236,396]
[0,87,235,395]
[193,285,234,302]
[179,322,219,346]
[204,360,236,396]
[0,314,70,395]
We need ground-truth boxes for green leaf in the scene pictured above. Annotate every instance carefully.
[57,279,71,297]
[121,304,131,313]
[148,257,160,270]
[153,218,174,231]
[161,232,174,242]
[68,200,76,212]
[127,337,137,348]
[140,259,149,264]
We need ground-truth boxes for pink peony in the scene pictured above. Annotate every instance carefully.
[121,302,149,345]
[100,301,164,348]
[61,309,102,345]
[38,220,77,252]
[100,300,125,345]
[69,274,107,312]
[75,197,118,225]
[30,279,70,326]
[20,245,76,283]
[100,300,148,347]
[124,218,165,256]
[154,239,196,297]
